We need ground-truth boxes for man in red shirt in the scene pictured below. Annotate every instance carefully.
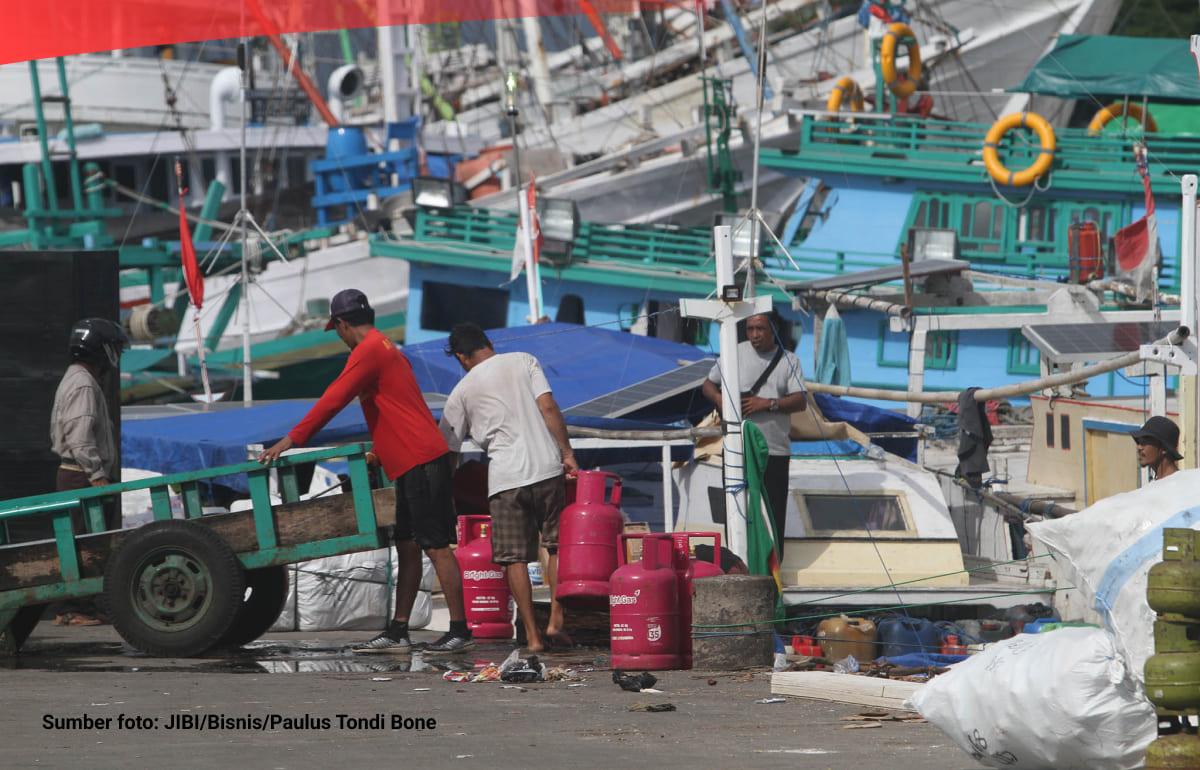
[258,289,473,653]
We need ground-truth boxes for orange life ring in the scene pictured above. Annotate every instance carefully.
[982,112,1056,187]
[879,22,922,100]
[1087,102,1157,136]
[826,76,865,113]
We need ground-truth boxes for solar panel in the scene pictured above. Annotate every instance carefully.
[787,259,969,292]
[564,358,716,419]
[1022,322,1178,364]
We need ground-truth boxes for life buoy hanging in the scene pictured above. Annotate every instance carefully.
[879,22,922,100]
[982,112,1056,187]
[826,76,865,113]
[1087,102,1157,136]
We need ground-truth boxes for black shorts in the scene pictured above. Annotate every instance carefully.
[393,453,457,550]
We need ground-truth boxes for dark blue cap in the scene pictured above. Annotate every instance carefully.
[325,289,372,330]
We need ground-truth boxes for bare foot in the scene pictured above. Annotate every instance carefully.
[543,630,574,650]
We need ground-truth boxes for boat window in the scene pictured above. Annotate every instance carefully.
[925,330,958,371]
[802,494,908,533]
[1046,412,1055,448]
[1060,414,1071,450]
[971,201,992,239]
[556,294,585,325]
[420,281,508,332]
[1007,330,1040,375]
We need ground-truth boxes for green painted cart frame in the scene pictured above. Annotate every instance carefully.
[0,444,391,652]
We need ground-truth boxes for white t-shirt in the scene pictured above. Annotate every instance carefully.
[707,341,803,456]
[439,352,563,497]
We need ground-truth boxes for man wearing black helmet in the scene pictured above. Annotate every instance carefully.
[48,317,128,624]
[1132,415,1182,481]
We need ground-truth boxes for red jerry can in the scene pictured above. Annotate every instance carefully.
[456,515,512,639]
[670,532,724,669]
[609,534,682,671]
[556,470,624,609]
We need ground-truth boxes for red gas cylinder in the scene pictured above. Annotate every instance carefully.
[610,534,681,671]
[456,515,512,639]
[556,470,624,609]
[670,532,723,669]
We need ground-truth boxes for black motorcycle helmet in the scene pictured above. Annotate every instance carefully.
[68,318,129,370]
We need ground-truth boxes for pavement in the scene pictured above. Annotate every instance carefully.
[0,624,976,770]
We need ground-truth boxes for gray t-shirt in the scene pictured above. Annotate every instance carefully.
[439,352,563,497]
[707,341,803,456]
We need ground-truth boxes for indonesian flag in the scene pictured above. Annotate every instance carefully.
[175,161,203,310]
[1113,148,1157,303]
[509,176,543,282]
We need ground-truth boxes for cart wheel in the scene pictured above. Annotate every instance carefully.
[217,566,290,649]
[1,605,46,653]
[104,520,244,657]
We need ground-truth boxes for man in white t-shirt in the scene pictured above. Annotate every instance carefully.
[439,323,579,652]
[701,312,807,556]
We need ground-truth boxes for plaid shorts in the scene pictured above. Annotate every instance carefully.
[488,474,565,564]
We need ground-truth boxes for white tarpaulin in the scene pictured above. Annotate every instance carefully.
[1026,468,1200,687]
[910,627,1156,769]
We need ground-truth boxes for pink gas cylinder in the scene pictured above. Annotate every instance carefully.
[555,470,624,609]
[670,532,724,669]
[456,515,512,639]
[609,534,682,671]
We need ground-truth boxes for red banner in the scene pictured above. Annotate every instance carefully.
[3,0,678,65]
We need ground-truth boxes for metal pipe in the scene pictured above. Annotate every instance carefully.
[27,61,58,212]
[54,58,84,212]
[803,326,1191,403]
[567,426,722,440]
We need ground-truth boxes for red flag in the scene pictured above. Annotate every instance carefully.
[1113,148,1157,302]
[174,160,203,310]
[528,176,543,266]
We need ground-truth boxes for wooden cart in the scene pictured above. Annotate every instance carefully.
[0,444,394,656]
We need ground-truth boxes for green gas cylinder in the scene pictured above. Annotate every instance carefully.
[1145,734,1200,769]
[1148,557,1200,617]
[1145,651,1200,711]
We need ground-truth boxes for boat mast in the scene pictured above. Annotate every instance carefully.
[238,39,253,403]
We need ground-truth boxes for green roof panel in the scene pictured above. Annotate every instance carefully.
[1015,35,1200,103]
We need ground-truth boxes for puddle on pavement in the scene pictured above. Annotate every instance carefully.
[4,638,604,675]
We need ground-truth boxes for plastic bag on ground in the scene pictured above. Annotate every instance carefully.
[1026,469,1200,687]
[909,627,1155,770]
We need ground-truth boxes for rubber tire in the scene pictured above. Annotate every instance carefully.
[104,520,245,657]
[217,566,290,649]
[3,605,46,652]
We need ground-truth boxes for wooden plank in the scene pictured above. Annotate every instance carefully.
[770,671,922,712]
[0,487,394,592]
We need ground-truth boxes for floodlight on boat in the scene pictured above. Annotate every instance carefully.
[908,228,960,262]
[503,71,520,116]
[538,197,580,261]
[413,176,466,209]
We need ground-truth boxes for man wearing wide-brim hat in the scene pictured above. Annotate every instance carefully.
[1132,415,1182,481]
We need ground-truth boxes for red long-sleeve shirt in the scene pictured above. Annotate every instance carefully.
[288,328,447,479]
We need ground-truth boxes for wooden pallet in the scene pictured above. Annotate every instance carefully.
[770,671,922,711]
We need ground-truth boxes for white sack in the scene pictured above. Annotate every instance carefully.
[910,627,1156,770]
[270,548,434,632]
[1026,468,1200,687]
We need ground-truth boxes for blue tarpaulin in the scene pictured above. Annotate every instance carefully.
[814,392,917,461]
[121,323,710,491]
